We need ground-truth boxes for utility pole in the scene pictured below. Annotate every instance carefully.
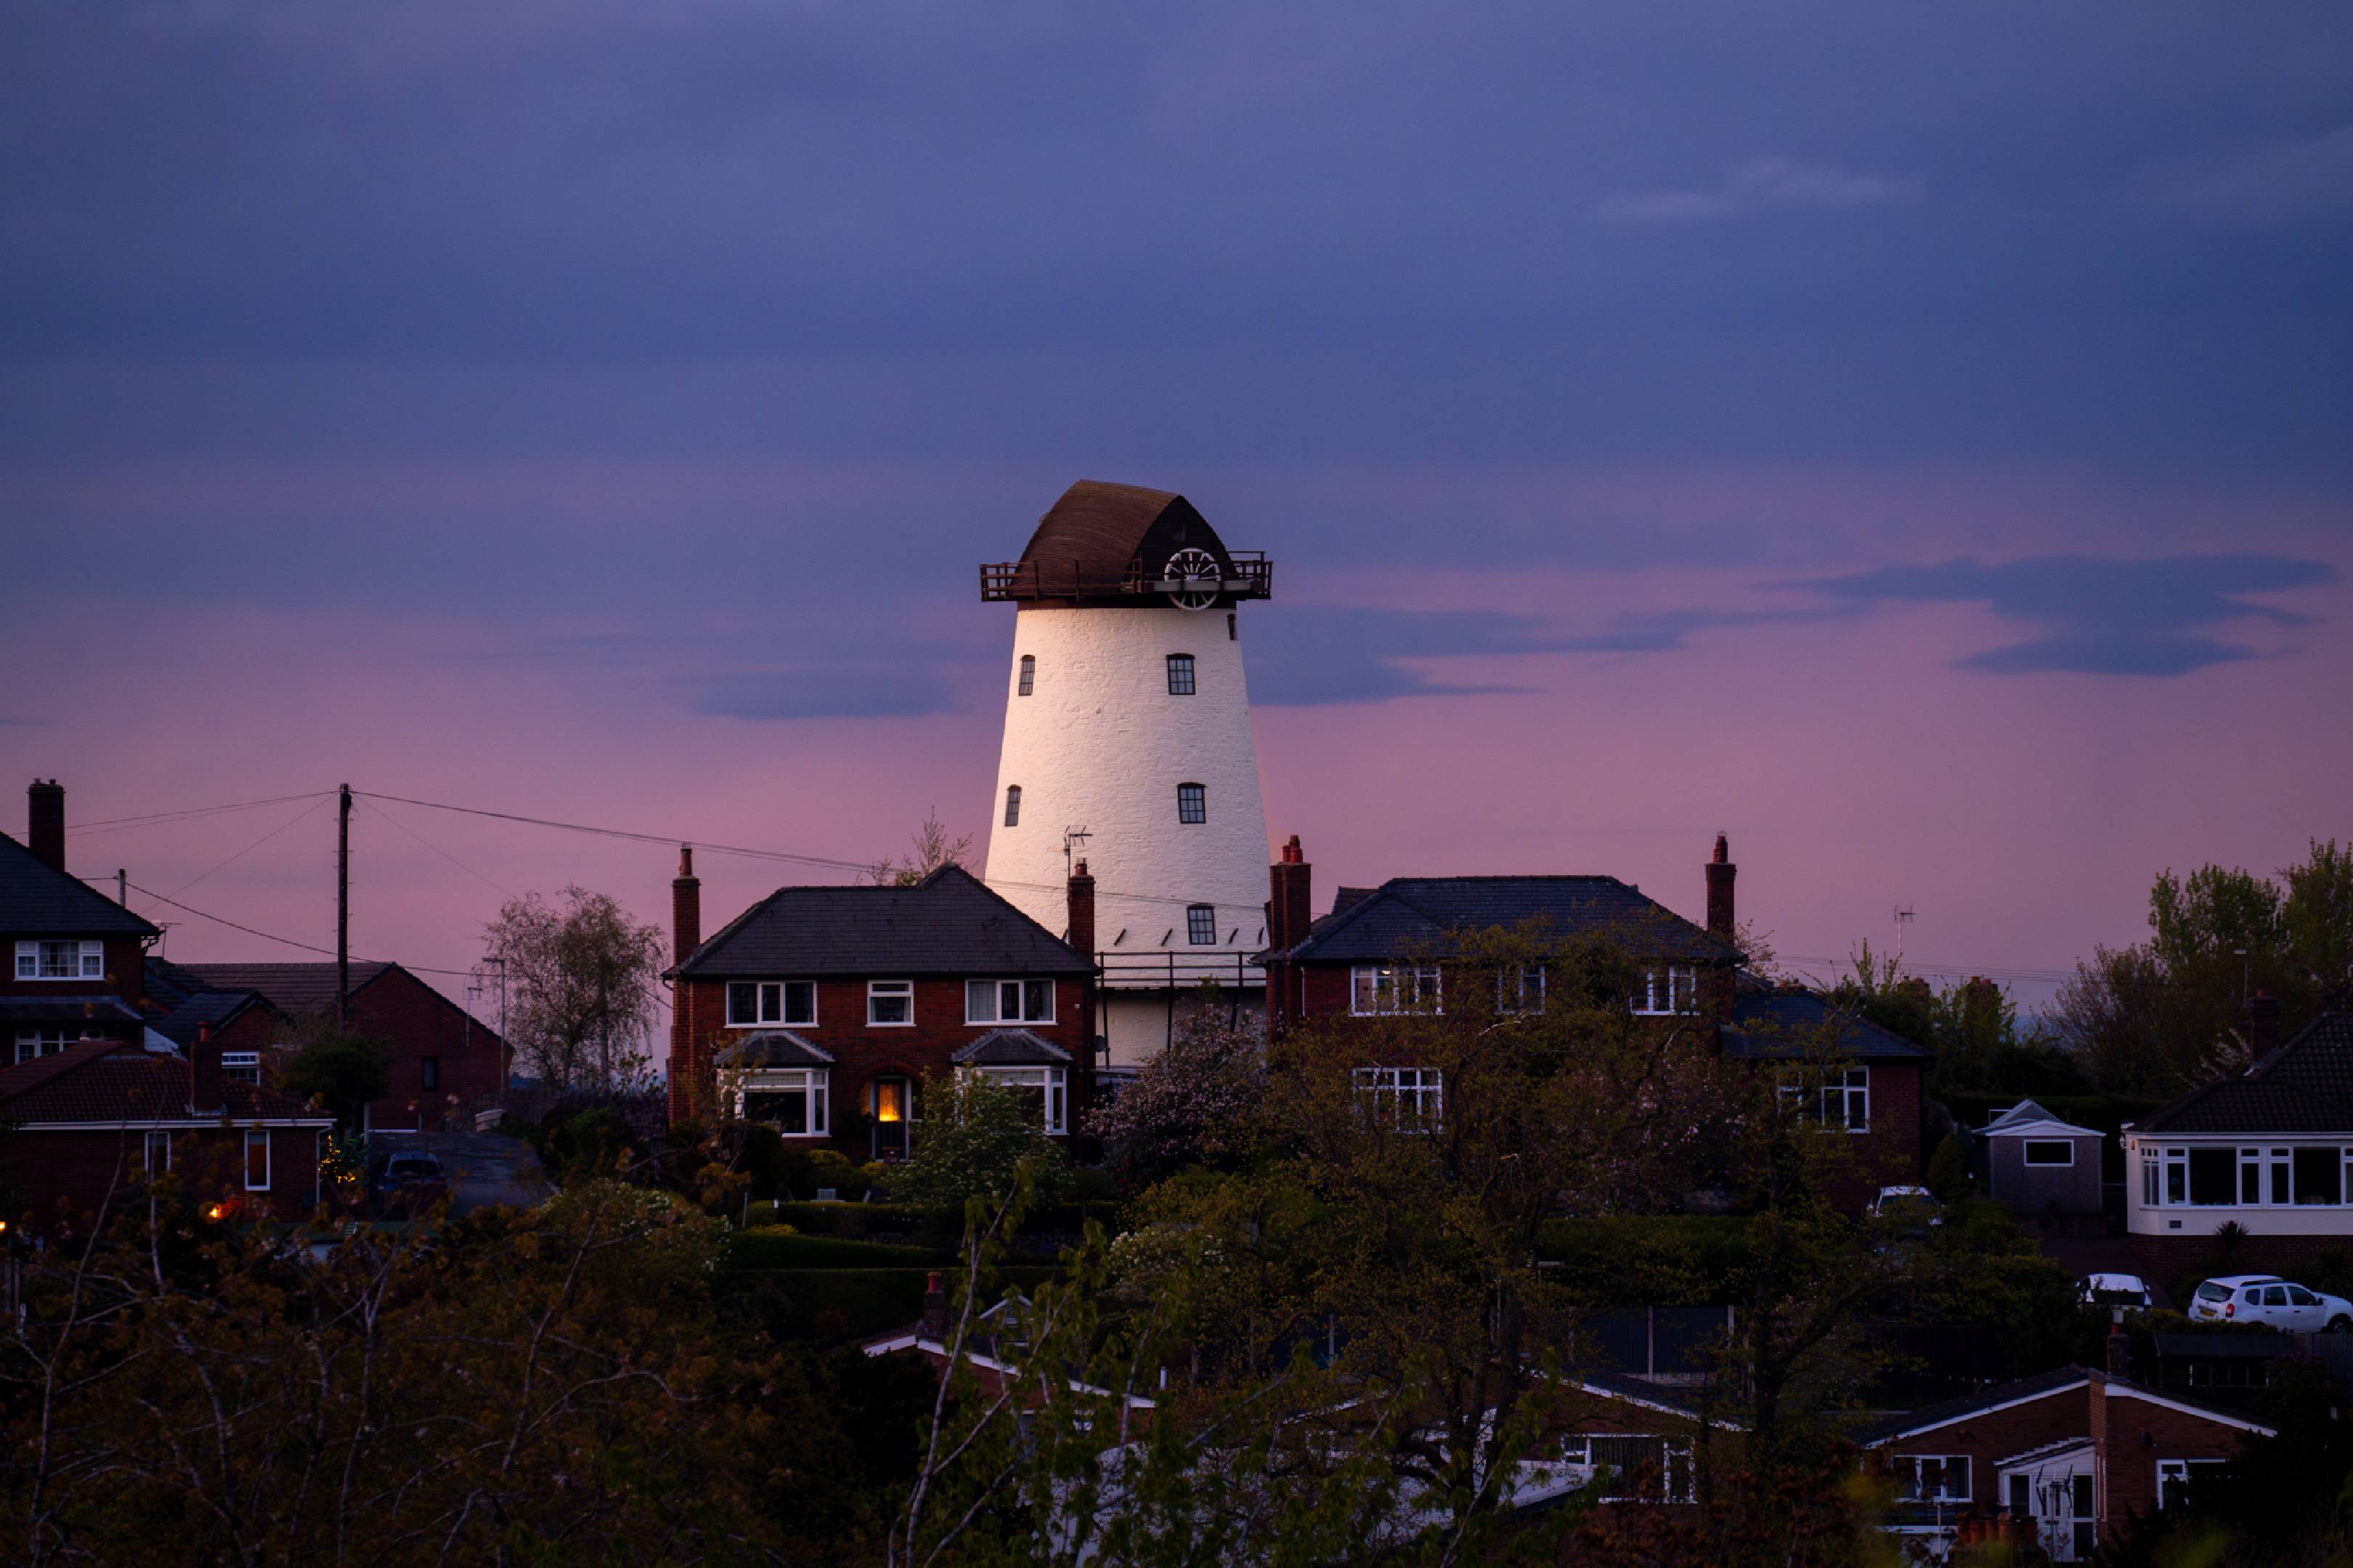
[1893,906,1916,970]
[116,868,127,907]
[337,783,351,1028]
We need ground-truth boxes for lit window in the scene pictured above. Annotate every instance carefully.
[728,981,817,1028]
[1354,1066,1444,1129]
[222,1050,261,1084]
[145,1131,171,1174]
[1351,964,1440,1015]
[1004,786,1022,828]
[1631,967,1697,1015]
[2023,1140,2073,1166]
[1176,784,1206,824]
[1166,654,1196,695]
[1185,905,1216,946]
[740,1069,829,1137]
[967,979,1054,1025]
[15,940,104,980]
[972,1065,1068,1134]
[868,980,914,1026]
[245,1130,271,1191]
[1017,654,1034,696]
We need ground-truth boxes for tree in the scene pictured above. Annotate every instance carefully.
[277,1024,393,1129]
[889,1071,1072,1214]
[483,885,666,1094]
[1084,1005,1264,1188]
[867,810,975,887]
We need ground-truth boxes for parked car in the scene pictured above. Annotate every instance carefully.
[2083,1272,2155,1309]
[1867,1186,1945,1230]
[2188,1274,2353,1332]
[371,1149,450,1217]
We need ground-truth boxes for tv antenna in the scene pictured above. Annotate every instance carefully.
[1893,906,1916,968]
[1062,827,1092,877]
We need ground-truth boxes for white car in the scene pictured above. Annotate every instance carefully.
[2082,1272,2154,1310]
[1867,1186,1945,1227]
[2188,1274,2353,1332]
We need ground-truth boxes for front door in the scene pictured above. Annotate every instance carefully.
[870,1076,914,1161]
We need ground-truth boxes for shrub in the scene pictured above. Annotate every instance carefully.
[888,1072,1072,1216]
[1925,1133,1970,1203]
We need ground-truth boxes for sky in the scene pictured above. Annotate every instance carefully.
[3,1,2349,1031]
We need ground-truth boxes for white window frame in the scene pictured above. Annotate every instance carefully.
[965,979,1055,1026]
[1498,966,1545,1015]
[1350,964,1441,1016]
[1630,965,1698,1016]
[2023,1140,2074,1167]
[2156,1458,2224,1510]
[867,980,914,1027]
[2140,1144,2159,1207]
[1185,904,1216,946]
[737,1068,831,1137]
[16,939,105,982]
[1892,1453,1973,1504]
[1017,654,1035,696]
[1353,1066,1444,1130]
[222,1050,261,1084]
[145,1130,171,1174]
[15,1026,70,1065]
[1781,1067,1869,1132]
[727,980,818,1029]
[244,1129,271,1191]
[1560,1434,1696,1503]
[970,1065,1068,1135]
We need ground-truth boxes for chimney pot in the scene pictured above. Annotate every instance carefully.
[27,779,65,874]
[1704,834,1736,941]
[1066,859,1097,959]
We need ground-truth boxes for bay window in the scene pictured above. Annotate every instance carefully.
[970,1066,1068,1134]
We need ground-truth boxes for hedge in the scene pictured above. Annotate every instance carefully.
[1535,1216,1755,1305]
[721,1230,949,1271]
[757,1200,1118,1243]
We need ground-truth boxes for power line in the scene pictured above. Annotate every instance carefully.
[126,880,474,978]
[350,790,874,873]
[161,794,334,901]
[357,796,519,899]
[65,791,333,836]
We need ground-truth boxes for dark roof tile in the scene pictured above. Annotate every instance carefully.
[2136,1010,2353,1134]
[1722,988,1933,1062]
[677,866,1091,979]
[715,1031,834,1068]
[1271,875,1736,965]
[179,962,393,1017]
[952,1028,1073,1065]
[0,1039,329,1124]
[0,832,159,938]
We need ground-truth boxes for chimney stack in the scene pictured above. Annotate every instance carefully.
[2249,991,2281,1057]
[27,779,65,874]
[922,1270,951,1341]
[1269,835,1312,954]
[2105,1307,2131,1379]
[1705,833,1736,942]
[672,845,701,964]
[1066,858,1096,959]
[190,1031,224,1116]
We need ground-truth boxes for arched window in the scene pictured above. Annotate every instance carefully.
[1176,783,1206,824]
[1166,654,1196,695]
[1017,654,1034,696]
[1004,785,1022,827]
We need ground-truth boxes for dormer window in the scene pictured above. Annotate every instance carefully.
[15,940,103,980]
[1166,654,1196,695]
[1017,655,1035,696]
[1176,784,1206,824]
[1004,786,1022,827]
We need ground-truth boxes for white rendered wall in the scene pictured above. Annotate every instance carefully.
[983,604,1270,1066]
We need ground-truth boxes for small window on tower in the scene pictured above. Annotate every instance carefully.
[1177,783,1206,824]
[1166,654,1196,695]
[1004,786,1022,827]
[1186,905,1216,945]
[1017,655,1034,696]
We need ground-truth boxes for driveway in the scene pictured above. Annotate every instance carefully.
[373,1127,550,1215]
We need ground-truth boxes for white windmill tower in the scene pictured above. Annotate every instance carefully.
[980,481,1275,1078]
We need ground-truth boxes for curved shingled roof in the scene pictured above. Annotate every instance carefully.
[1017,480,1232,585]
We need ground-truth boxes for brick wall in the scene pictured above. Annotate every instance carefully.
[2102,1388,2255,1524]
[671,973,1093,1155]
[337,967,505,1132]
[2131,1231,2353,1283]
[7,1122,329,1230]
[0,935,148,1010]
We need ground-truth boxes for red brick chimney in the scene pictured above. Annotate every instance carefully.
[1705,833,1736,942]
[922,1270,950,1341]
[1067,858,1097,959]
[190,1025,224,1116]
[2249,991,2281,1056]
[1267,836,1313,1036]
[672,845,701,964]
[668,845,702,1125]
[27,779,65,873]
[2105,1307,2130,1378]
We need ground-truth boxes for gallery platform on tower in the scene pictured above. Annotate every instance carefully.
[981,482,1279,1084]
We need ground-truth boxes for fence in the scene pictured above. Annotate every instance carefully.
[1097,951,1265,993]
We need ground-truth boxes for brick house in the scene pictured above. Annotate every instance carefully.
[4,780,161,1064]
[665,853,1098,1156]
[1859,1360,2274,1562]
[2122,1004,2353,1279]
[0,1034,336,1230]
[149,959,508,1133]
[1261,834,1933,1198]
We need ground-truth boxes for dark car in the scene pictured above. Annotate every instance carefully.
[371,1149,450,1218]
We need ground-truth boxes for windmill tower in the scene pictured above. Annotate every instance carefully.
[980,481,1275,1077]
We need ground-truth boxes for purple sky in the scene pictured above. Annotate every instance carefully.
[4,3,2349,1029]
